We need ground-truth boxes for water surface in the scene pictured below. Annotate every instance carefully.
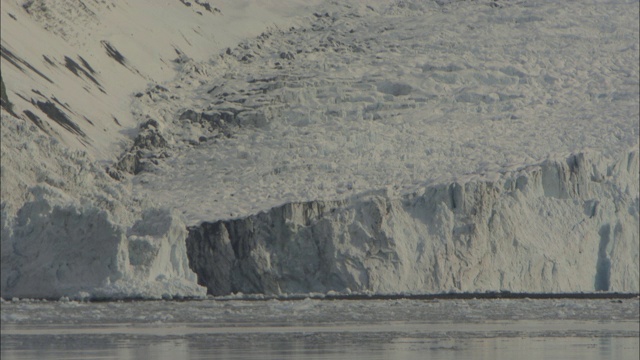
[2,298,638,359]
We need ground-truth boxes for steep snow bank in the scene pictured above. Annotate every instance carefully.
[187,149,639,295]
[0,0,322,160]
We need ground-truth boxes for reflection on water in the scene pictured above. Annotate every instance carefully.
[2,325,638,360]
[2,298,638,360]
[105,337,639,360]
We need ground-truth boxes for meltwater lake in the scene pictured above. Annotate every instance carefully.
[1,297,638,360]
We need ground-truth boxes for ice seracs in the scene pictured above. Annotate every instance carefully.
[187,150,639,295]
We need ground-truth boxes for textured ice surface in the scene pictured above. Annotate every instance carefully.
[187,150,639,295]
[171,0,638,295]
[132,0,639,222]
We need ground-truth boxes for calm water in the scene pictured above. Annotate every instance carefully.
[2,298,638,359]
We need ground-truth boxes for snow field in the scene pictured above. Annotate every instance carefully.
[131,0,639,223]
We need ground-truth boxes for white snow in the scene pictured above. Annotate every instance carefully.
[1,0,323,160]
[130,0,639,223]
[1,0,638,298]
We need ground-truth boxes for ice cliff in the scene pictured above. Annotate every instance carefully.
[1,115,205,299]
[187,150,639,295]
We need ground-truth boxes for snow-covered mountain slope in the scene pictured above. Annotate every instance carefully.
[1,0,321,160]
[1,0,639,299]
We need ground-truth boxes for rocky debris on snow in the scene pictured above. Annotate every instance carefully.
[108,118,169,178]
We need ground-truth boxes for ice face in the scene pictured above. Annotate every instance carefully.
[187,151,639,295]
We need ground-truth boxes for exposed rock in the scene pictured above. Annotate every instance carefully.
[280,51,295,60]
[0,73,13,113]
[179,109,200,122]
[114,150,143,175]
[133,128,167,150]
[109,120,168,178]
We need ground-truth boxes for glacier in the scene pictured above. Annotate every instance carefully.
[1,0,639,299]
[187,150,639,295]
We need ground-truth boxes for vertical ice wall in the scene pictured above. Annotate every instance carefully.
[187,150,639,295]
[1,115,206,299]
